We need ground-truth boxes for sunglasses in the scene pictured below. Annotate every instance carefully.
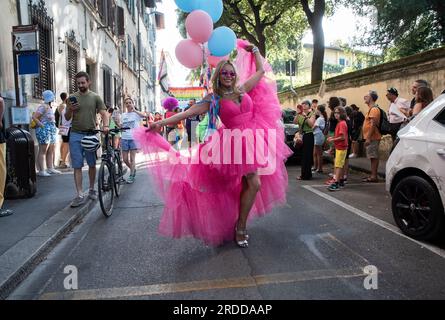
[221,70,236,78]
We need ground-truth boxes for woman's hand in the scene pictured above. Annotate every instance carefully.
[245,44,254,52]
[147,121,162,132]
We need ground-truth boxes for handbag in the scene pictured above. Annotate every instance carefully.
[58,125,70,136]
[293,116,307,147]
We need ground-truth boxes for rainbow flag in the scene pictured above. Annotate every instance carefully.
[169,87,206,101]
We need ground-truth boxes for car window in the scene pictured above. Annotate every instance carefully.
[433,107,445,126]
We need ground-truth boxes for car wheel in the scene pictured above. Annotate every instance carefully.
[392,175,445,241]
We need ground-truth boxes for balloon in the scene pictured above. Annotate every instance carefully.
[175,0,197,12]
[195,0,223,23]
[186,10,213,43]
[175,39,204,69]
[208,55,229,68]
[208,27,236,57]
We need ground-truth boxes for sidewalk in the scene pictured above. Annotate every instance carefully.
[0,167,97,299]
[324,154,387,179]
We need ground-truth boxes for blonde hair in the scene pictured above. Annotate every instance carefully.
[124,96,134,104]
[211,60,242,98]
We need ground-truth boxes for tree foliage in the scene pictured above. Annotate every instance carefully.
[176,1,307,63]
[343,0,445,60]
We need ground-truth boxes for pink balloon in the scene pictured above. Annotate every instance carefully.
[208,54,229,68]
[186,10,213,43]
[175,39,204,69]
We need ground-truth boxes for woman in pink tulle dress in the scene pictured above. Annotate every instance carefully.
[134,41,293,247]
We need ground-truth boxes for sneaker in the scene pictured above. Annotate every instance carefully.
[328,183,340,191]
[325,178,336,185]
[349,153,357,159]
[88,189,98,200]
[0,209,13,217]
[47,168,62,174]
[38,170,51,177]
[127,175,135,184]
[70,195,86,208]
[328,172,335,178]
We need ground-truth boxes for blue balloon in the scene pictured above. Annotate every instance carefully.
[175,0,197,13]
[195,0,223,23]
[208,27,236,57]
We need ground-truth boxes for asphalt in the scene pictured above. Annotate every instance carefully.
[0,166,99,299]
[0,154,386,299]
[9,163,445,300]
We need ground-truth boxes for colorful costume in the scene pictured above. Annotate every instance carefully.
[134,41,293,245]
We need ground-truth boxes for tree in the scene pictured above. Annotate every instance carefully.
[177,0,333,84]
[343,0,445,60]
[176,1,307,60]
[300,0,326,83]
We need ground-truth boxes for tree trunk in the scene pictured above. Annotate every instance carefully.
[311,20,325,83]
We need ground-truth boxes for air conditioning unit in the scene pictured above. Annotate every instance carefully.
[82,38,88,50]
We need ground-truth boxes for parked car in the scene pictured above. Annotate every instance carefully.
[386,93,445,241]
[282,108,303,162]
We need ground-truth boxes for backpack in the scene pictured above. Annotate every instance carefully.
[372,106,391,135]
[322,118,330,136]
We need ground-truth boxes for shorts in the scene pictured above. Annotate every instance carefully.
[35,122,57,145]
[334,149,347,168]
[351,127,362,141]
[61,129,71,143]
[69,131,97,169]
[314,132,325,146]
[121,139,138,151]
[366,140,380,159]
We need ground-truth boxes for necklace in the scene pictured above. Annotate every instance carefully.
[222,90,234,96]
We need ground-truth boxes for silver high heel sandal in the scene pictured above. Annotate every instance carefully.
[235,228,249,248]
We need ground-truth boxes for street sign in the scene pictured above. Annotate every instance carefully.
[12,25,39,52]
[17,51,40,76]
[286,60,296,76]
[11,107,30,125]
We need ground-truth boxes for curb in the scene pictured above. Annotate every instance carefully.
[0,196,97,299]
[323,156,386,179]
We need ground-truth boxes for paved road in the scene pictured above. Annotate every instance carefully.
[9,161,445,300]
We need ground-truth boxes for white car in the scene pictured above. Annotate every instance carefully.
[386,93,445,240]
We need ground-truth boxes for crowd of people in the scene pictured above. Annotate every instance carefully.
[291,79,439,191]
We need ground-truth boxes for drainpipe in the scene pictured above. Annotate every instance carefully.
[16,0,22,25]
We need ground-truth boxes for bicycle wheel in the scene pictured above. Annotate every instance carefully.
[113,151,124,197]
[98,161,114,217]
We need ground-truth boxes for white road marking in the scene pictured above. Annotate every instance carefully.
[302,185,445,259]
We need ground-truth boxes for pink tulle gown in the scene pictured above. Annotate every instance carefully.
[133,41,293,245]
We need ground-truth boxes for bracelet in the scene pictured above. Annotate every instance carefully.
[252,46,259,54]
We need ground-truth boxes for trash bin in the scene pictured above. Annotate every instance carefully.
[5,127,37,199]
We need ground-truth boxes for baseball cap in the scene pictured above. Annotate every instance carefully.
[42,90,55,103]
[387,87,399,96]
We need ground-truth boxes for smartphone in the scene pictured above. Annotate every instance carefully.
[69,96,78,104]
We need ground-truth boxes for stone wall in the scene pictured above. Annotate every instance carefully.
[278,47,445,112]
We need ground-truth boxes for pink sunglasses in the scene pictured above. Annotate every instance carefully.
[221,70,236,78]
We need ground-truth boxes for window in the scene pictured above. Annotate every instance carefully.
[128,36,133,69]
[434,107,445,126]
[103,65,112,108]
[29,0,55,99]
[133,45,137,72]
[66,32,80,94]
[339,58,345,66]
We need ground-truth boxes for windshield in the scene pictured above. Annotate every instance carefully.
[282,109,296,124]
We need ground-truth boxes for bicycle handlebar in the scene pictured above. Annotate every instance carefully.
[93,127,131,134]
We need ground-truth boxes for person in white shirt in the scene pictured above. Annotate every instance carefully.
[121,97,146,184]
[386,87,410,143]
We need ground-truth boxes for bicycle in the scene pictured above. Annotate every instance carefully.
[94,127,129,217]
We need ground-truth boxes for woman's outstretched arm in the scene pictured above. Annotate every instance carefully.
[149,98,210,130]
[240,45,265,93]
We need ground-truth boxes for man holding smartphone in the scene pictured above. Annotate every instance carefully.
[65,71,109,207]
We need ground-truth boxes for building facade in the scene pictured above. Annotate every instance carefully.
[0,0,160,128]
